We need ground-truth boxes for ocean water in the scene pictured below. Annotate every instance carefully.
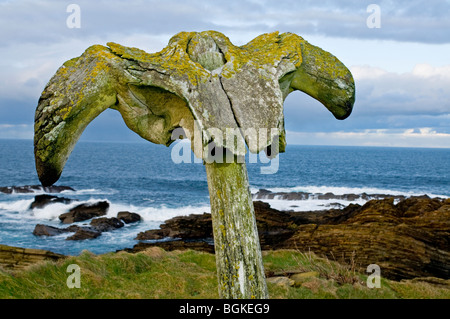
[0,139,449,255]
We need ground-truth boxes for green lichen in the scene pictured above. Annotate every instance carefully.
[107,32,210,87]
[106,31,305,87]
[290,41,355,119]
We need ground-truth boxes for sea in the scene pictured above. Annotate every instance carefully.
[0,139,449,256]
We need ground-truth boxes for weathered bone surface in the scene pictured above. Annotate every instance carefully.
[33,31,355,299]
[34,31,354,186]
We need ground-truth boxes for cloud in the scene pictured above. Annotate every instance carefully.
[0,34,169,101]
[282,63,450,146]
[412,64,450,79]
[351,63,450,117]
[1,0,449,48]
[286,128,450,148]
[1,1,449,101]
[0,124,33,140]
[0,0,449,148]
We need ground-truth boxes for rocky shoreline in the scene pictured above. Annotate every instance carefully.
[252,188,408,202]
[128,197,450,281]
[31,195,142,240]
[0,185,449,282]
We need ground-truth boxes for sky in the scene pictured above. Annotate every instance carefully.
[0,0,449,148]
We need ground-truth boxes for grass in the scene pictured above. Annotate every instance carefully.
[0,248,448,299]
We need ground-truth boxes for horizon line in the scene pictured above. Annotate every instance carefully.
[1,137,449,150]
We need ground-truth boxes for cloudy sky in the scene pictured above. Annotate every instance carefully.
[0,0,449,148]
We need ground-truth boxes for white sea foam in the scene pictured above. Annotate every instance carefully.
[1,183,447,227]
[251,185,448,198]
[1,195,211,223]
[61,188,117,195]
[0,199,34,213]
[107,202,211,222]
[32,201,82,220]
[260,198,367,212]
[1,187,115,198]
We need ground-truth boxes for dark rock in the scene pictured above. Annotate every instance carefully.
[289,203,362,225]
[0,185,75,194]
[126,240,214,254]
[30,194,73,209]
[90,217,124,232]
[66,225,82,232]
[252,189,407,202]
[33,217,122,241]
[318,192,335,200]
[136,229,168,240]
[59,201,109,224]
[135,213,212,240]
[33,224,91,237]
[396,196,442,217]
[66,228,101,240]
[33,224,70,236]
[117,211,141,224]
[136,213,212,240]
[252,201,296,249]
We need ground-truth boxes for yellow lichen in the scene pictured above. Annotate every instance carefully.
[105,31,305,87]
[219,224,226,237]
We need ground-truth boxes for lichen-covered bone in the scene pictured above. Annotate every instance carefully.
[34,30,354,185]
[33,30,355,299]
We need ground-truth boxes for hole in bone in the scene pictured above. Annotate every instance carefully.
[265,145,272,157]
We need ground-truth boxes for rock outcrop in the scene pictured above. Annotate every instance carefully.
[136,213,212,240]
[33,224,78,236]
[252,189,407,203]
[0,185,74,194]
[283,197,450,280]
[30,194,141,240]
[0,244,64,270]
[33,224,99,240]
[90,217,124,232]
[117,211,141,224]
[132,197,450,280]
[33,211,140,240]
[66,228,101,240]
[59,201,109,224]
[125,240,215,254]
[30,194,74,209]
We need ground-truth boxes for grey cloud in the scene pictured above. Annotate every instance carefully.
[282,64,450,134]
[355,73,450,116]
[1,0,449,48]
[1,0,449,143]
[272,0,450,44]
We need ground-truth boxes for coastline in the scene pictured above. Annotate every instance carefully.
[1,186,449,299]
[1,188,449,282]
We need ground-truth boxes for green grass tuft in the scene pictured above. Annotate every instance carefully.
[0,248,448,299]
